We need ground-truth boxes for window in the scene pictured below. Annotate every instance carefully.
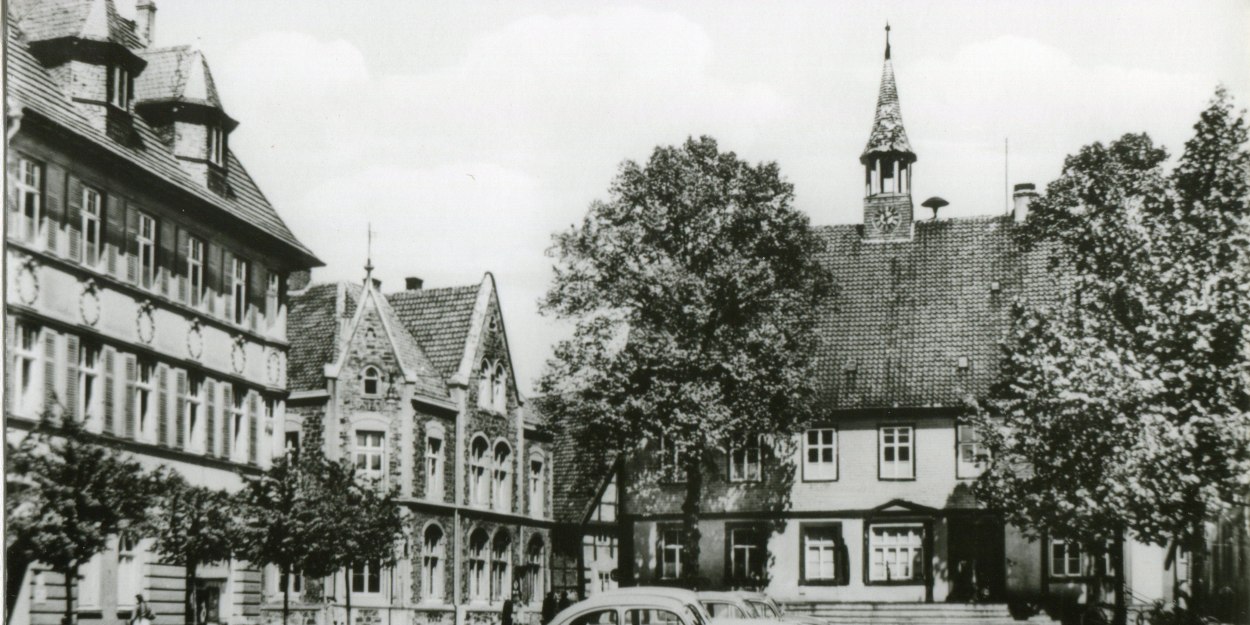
[108,65,131,109]
[956,424,987,478]
[703,603,747,619]
[658,436,682,482]
[207,126,225,166]
[186,237,205,307]
[279,570,303,595]
[879,426,914,480]
[583,533,617,563]
[13,323,41,416]
[529,454,545,518]
[728,527,766,583]
[493,442,512,512]
[592,476,617,522]
[266,272,279,326]
[802,525,842,584]
[625,609,683,625]
[79,342,103,429]
[492,363,507,412]
[422,525,445,603]
[230,387,247,460]
[77,553,103,608]
[361,366,381,397]
[468,529,489,601]
[16,158,42,242]
[729,436,762,482]
[351,560,381,594]
[425,435,444,500]
[231,258,249,325]
[659,528,686,580]
[477,359,493,409]
[524,536,544,604]
[470,436,490,506]
[355,431,385,484]
[186,374,204,453]
[135,360,156,443]
[116,534,140,607]
[1049,539,1113,579]
[571,611,619,625]
[868,524,924,582]
[746,600,779,619]
[82,187,103,266]
[284,431,301,457]
[803,428,838,481]
[137,213,157,289]
[490,531,512,602]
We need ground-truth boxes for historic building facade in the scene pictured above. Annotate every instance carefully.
[5,1,321,625]
[281,272,552,625]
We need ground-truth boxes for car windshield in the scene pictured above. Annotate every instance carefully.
[746,600,779,618]
[685,604,708,625]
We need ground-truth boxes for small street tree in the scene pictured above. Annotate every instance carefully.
[540,135,831,585]
[973,88,1250,623]
[5,413,156,625]
[148,473,237,625]
[329,464,404,625]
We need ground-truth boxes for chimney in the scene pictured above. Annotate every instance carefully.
[135,0,157,47]
[288,270,311,291]
[1013,183,1038,223]
[405,277,424,291]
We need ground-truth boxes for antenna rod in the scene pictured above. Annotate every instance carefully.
[1004,137,1009,215]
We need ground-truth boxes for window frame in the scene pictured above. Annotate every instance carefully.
[78,341,103,430]
[489,530,512,603]
[468,529,489,602]
[470,435,491,506]
[802,427,838,482]
[108,65,132,109]
[878,425,915,481]
[231,257,249,325]
[425,434,444,500]
[116,534,141,608]
[725,524,766,585]
[354,430,386,485]
[16,158,43,243]
[799,522,843,586]
[186,236,205,307]
[728,435,762,483]
[82,186,104,267]
[658,526,686,580]
[136,212,157,290]
[528,452,545,519]
[266,272,280,326]
[361,365,382,397]
[185,373,205,453]
[421,524,445,603]
[1046,538,1113,581]
[207,125,226,166]
[865,522,926,585]
[135,359,157,443]
[492,362,507,413]
[956,423,988,479]
[657,436,683,483]
[492,441,513,512]
[350,560,382,595]
[13,322,42,416]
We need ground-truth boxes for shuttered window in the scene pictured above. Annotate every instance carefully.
[78,341,103,429]
[187,237,205,307]
[136,213,157,290]
[82,187,103,266]
[15,159,42,243]
[231,258,249,325]
[13,323,42,416]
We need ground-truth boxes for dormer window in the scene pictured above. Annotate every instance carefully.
[107,65,133,110]
[207,126,226,166]
[362,366,381,397]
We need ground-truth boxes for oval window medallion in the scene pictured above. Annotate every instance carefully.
[187,324,204,360]
[80,285,101,327]
[266,350,282,385]
[17,262,38,305]
[231,340,247,374]
[136,307,156,344]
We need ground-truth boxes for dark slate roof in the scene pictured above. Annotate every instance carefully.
[5,14,320,267]
[812,216,1055,411]
[287,283,349,392]
[861,58,914,160]
[10,0,142,49]
[387,286,481,379]
[136,46,225,110]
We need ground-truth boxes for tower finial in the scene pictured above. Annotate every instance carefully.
[885,22,891,61]
[364,222,375,283]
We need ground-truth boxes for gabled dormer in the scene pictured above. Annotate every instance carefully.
[135,46,238,195]
[10,0,146,141]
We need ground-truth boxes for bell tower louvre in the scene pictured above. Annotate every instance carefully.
[861,23,917,241]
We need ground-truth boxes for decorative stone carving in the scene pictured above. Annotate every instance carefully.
[16,256,38,305]
[187,319,204,360]
[266,349,281,385]
[79,278,101,326]
[231,335,247,374]
[136,300,156,344]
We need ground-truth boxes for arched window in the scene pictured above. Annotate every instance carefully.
[529,452,545,519]
[490,530,512,602]
[470,436,491,506]
[524,535,545,604]
[468,529,489,602]
[477,359,493,409]
[422,524,445,603]
[493,441,512,512]
[362,365,381,397]
[492,363,507,412]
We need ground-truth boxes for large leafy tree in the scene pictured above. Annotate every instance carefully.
[973,88,1250,619]
[540,135,831,585]
[5,414,156,625]
[148,473,238,625]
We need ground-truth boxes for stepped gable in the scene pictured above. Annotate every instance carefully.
[811,216,1055,411]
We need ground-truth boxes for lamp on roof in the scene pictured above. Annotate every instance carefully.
[921,197,948,220]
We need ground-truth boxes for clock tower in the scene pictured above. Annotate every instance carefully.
[861,24,916,241]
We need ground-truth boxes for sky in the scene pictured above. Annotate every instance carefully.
[124,0,1250,394]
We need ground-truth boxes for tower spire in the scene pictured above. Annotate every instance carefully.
[364,222,375,283]
[885,22,891,60]
[860,25,916,241]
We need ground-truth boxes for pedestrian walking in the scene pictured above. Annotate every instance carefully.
[501,598,514,625]
[129,595,155,625]
[558,590,573,612]
[541,591,558,624]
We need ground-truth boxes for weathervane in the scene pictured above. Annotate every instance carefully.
[364,222,375,282]
[885,21,891,60]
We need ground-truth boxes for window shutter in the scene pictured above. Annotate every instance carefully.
[3,317,13,415]
[105,196,126,277]
[44,330,58,414]
[205,379,217,456]
[157,364,169,446]
[44,164,64,253]
[249,392,260,465]
[175,370,187,449]
[221,384,233,459]
[176,229,189,303]
[159,220,176,297]
[204,243,221,317]
[222,250,235,322]
[66,178,83,262]
[249,264,267,331]
[103,348,116,434]
[124,354,137,439]
[836,540,850,586]
[65,335,79,421]
[125,208,138,284]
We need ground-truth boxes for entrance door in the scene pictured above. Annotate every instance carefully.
[947,516,1006,602]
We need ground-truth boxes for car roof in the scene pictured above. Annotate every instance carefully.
[697,592,748,603]
[601,587,701,601]
[552,594,692,623]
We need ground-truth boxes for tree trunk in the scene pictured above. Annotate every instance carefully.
[6,552,31,623]
[680,452,703,589]
[1088,544,1106,625]
[184,561,197,625]
[62,563,76,625]
[281,564,290,625]
[1113,532,1126,625]
[1188,517,1206,624]
[344,568,353,625]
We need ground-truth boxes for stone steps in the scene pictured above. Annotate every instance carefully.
[784,602,1050,625]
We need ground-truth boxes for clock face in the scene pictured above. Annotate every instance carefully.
[876,206,901,232]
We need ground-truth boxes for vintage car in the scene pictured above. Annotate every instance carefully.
[589,587,774,625]
[699,591,828,625]
[550,593,709,625]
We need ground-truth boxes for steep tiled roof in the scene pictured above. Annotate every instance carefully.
[286,284,349,392]
[861,58,914,161]
[387,286,481,379]
[10,0,142,49]
[366,290,449,400]
[5,15,320,267]
[812,216,1055,411]
[136,46,225,110]
[542,397,617,525]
